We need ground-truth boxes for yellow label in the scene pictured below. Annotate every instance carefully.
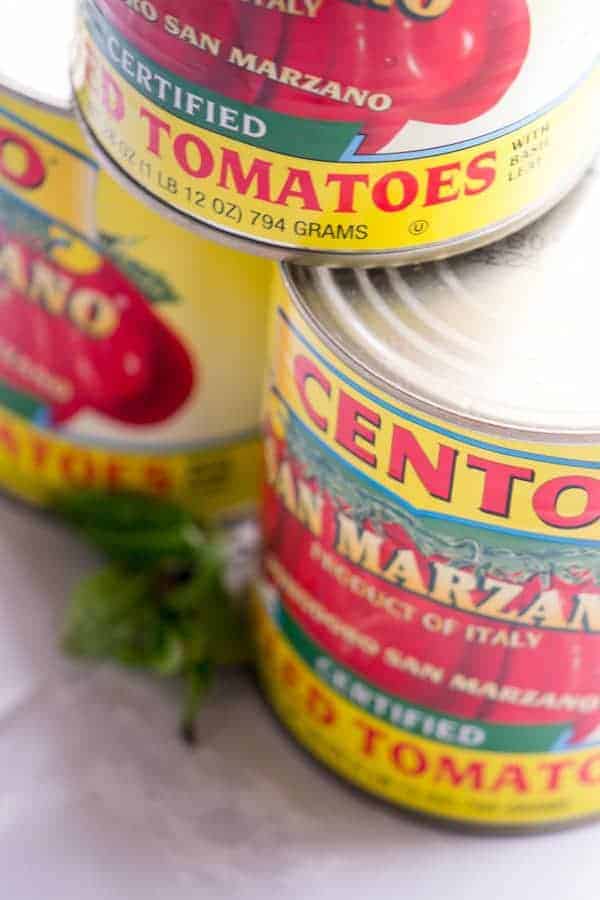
[0,86,273,521]
[73,1,600,256]
[0,401,260,519]
[271,276,600,542]
[0,93,96,236]
[253,276,600,828]
[252,598,600,827]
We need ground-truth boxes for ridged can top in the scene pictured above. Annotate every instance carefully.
[285,161,599,438]
[0,1,77,107]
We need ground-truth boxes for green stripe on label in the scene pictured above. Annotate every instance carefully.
[0,380,47,422]
[85,0,361,161]
[272,600,569,754]
[283,399,600,574]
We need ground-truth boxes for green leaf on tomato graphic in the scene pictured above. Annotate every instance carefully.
[99,231,181,305]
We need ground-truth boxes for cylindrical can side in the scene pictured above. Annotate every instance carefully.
[253,169,600,830]
[0,83,273,525]
[73,0,600,264]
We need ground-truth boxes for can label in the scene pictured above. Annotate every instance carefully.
[0,88,271,519]
[74,0,599,257]
[254,279,600,827]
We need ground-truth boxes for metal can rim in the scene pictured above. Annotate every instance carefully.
[279,244,600,446]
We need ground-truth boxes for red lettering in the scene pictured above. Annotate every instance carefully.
[491,764,528,793]
[390,742,427,776]
[143,464,172,494]
[579,753,600,785]
[218,149,272,201]
[30,437,50,469]
[0,425,18,455]
[465,151,497,196]
[372,171,419,212]
[139,108,171,156]
[389,427,457,501]
[101,70,125,121]
[467,455,535,518]
[275,168,321,211]
[105,459,127,490]
[533,477,600,530]
[294,356,331,432]
[326,173,370,213]
[305,685,336,724]
[424,163,461,206]
[281,658,299,688]
[435,756,484,790]
[538,759,576,791]
[173,134,214,178]
[335,391,380,467]
[354,720,386,756]
[60,452,95,486]
[0,130,45,189]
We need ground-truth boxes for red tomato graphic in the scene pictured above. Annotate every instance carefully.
[262,428,600,744]
[0,228,195,427]
[97,0,531,151]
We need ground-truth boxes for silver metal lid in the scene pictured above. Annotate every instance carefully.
[286,162,600,440]
[0,0,77,108]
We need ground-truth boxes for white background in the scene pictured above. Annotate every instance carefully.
[0,0,76,105]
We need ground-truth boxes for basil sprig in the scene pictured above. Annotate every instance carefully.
[58,492,249,743]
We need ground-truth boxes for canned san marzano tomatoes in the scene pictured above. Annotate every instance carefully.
[73,0,599,264]
[254,163,600,829]
[0,4,272,523]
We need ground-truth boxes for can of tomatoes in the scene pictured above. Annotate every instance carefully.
[72,0,599,266]
[0,1,272,526]
[253,161,600,830]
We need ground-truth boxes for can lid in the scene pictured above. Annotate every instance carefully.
[286,163,600,440]
[0,1,77,109]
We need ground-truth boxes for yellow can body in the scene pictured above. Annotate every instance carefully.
[73,0,599,264]
[0,84,272,522]
[254,187,600,828]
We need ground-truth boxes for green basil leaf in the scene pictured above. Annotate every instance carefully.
[56,491,205,567]
[63,565,164,668]
[58,489,251,742]
[76,525,204,568]
[56,490,193,532]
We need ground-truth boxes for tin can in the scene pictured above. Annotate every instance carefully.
[254,161,600,830]
[72,0,599,266]
[0,4,273,525]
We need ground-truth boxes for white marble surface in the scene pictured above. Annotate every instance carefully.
[0,497,599,900]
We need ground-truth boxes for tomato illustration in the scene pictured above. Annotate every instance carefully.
[263,427,600,747]
[97,0,531,151]
[94,1,243,91]
[0,226,195,427]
